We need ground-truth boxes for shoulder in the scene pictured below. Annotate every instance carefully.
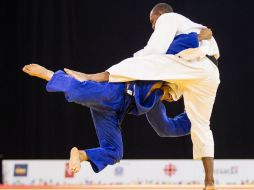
[155,13,182,29]
[159,12,186,20]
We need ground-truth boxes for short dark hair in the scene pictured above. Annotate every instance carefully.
[151,3,174,15]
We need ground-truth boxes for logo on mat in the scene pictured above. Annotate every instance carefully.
[65,162,74,178]
[164,163,177,176]
[114,166,124,176]
[14,164,28,177]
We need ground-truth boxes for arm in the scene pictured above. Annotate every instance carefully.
[134,14,213,57]
[134,14,179,57]
[175,28,215,61]
[146,101,191,137]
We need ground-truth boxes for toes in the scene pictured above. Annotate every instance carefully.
[22,66,30,73]
[71,166,80,173]
[65,69,75,77]
[64,68,72,74]
[69,161,81,173]
[74,166,80,173]
[74,168,80,173]
[64,68,69,73]
[22,66,27,72]
[69,164,75,172]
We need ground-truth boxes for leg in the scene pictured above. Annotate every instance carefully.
[190,116,216,189]
[202,157,215,189]
[24,65,126,173]
[146,101,191,137]
[48,73,124,173]
[46,71,125,173]
[45,70,126,111]
[50,76,124,172]
[23,63,54,81]
[82,109,123,173]
[64,68,109,82]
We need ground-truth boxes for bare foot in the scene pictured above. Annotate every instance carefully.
[23,63,53,81]
[69,147,81,173]
[203,186,216,190]
[64,68,89,82]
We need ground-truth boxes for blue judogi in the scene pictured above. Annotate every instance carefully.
[167,32,199,54]
[46,73,190,172]
[46,32,198,173]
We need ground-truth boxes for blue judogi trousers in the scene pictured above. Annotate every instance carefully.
[45,32,198,172]
[46,71,190,173]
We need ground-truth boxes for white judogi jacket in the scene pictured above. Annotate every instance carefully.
[133,13,219,59]
[107,13,221,159]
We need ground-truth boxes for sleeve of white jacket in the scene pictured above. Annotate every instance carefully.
[134,14,179,57]
[199,37,220,59]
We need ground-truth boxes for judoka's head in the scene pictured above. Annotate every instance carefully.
[150,3,173,30]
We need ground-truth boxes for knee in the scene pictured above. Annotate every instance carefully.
[65,84,84,103]
[107,146,123,164]
[155,127,181,137]
[155,129,168,137]
[115,146,124,162]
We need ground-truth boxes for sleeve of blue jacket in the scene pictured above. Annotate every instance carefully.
[146,101,191,137]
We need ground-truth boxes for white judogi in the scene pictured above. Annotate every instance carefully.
[106,13,220,159]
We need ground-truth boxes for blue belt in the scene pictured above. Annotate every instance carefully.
[118,82,136,127]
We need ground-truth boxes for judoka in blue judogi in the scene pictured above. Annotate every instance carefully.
[45,32,198,173]
[22,32,200,173]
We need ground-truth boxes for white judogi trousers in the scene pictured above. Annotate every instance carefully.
[107,54,220,159]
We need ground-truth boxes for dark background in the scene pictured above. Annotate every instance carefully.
[1,0,253,160]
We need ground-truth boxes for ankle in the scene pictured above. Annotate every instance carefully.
[79,151,88,161]
[45,70,54,81]
[205,178,214,186]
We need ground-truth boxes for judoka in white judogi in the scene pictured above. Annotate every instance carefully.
[107,12,220,160]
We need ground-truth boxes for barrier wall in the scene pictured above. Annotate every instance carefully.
[2,160,254,185]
